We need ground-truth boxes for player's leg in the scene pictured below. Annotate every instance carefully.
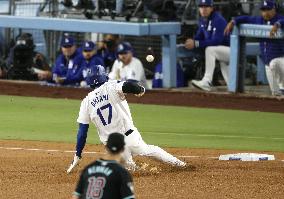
[121,146,138,170]
[140,144,186,166]
[192,46,230,91]
[126,130,186,167]
[220,61,229,85]
[191,46,216,91]
[266,58,281,95]
[274,57,284,93]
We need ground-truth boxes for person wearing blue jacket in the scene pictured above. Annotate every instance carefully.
[179,0,229,83]
[52,36,83,85]
[186,0,229,50]
[225,0,284,96]
[79,41,105,87]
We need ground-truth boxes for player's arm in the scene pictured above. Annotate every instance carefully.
[67,123,89,173]
[270,18,284,37]
[67,97,90,173]
[122,81,145,97]
[193,20,204,41]
[224,16,260,35]
[120,170,135,199]
[196,19,227,48]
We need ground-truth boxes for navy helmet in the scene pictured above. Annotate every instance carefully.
[86,65,109,88]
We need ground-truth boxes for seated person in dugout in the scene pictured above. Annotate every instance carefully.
[225,0,284,96]
[52,36,84,85]
[178,0,229,81]
[79,41,105,87]
[109,42,148,88]
[5,33,51,81]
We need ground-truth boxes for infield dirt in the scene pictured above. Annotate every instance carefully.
[0,140,284,199]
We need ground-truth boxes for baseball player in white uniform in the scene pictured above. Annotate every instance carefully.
[67,65,186,173]
[109,42,148,88]
[192,45,230,91]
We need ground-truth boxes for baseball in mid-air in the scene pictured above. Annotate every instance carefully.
[146,54,155,62]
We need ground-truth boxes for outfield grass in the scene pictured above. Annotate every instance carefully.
[0,95,284,152]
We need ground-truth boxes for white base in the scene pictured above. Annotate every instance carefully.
[219,153,275,161]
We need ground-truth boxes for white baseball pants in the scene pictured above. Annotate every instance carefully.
[203,46,230,85]
[122,130,184,169]
[265,57,284,95]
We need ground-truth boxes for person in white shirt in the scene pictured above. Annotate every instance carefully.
[67,65,186,173]
[109,42,148,88]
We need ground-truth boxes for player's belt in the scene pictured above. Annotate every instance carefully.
[125,129,134,136]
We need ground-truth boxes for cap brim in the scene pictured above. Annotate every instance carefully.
[83,48,95,51]
[260,6,274,10]
[198,4,213,7]
[61,44,73,47]
[117,50,130,54]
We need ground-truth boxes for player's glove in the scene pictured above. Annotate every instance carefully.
[67,154,81,174]
[134,85,145,97]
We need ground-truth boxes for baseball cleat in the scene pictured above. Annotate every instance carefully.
[174,160,187,167]
[192,79,212,91]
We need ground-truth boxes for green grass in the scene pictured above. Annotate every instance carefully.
[0,95,284,152]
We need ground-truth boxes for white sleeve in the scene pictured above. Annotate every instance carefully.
[109,60,120,80]
[77,97,90,124]
[114,81,125,93]
[136,59,145,81]
[108,81,126,101]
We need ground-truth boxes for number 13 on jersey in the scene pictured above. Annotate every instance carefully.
[97,103,112,126]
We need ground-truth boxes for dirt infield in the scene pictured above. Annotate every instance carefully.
[1,80,284,198]
[0,140,284,199]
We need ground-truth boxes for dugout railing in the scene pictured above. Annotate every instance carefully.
[229,24,284,93]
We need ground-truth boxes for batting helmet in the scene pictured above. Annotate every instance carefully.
[86,65,109,88]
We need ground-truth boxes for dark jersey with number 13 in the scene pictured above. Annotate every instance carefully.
[74,159,135,199]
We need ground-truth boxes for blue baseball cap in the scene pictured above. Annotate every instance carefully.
[260,0,276,10]
[117,42,133,54]
[198,0,213,7]
[83,41,96,51]
[61,36,75,47]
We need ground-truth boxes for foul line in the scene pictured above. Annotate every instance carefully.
[0,146,283,161]
[0,146,215,159]
[0,146,105,155]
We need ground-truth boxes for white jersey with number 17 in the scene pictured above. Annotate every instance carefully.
[77,80,136,143]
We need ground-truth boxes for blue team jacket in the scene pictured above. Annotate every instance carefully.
[80,54,105,85]
[234,14,284,65]
[194,11,230,48]
[52,48,84,85]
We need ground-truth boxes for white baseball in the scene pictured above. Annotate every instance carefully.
[80,81,87,87]
[146,55,154,62]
